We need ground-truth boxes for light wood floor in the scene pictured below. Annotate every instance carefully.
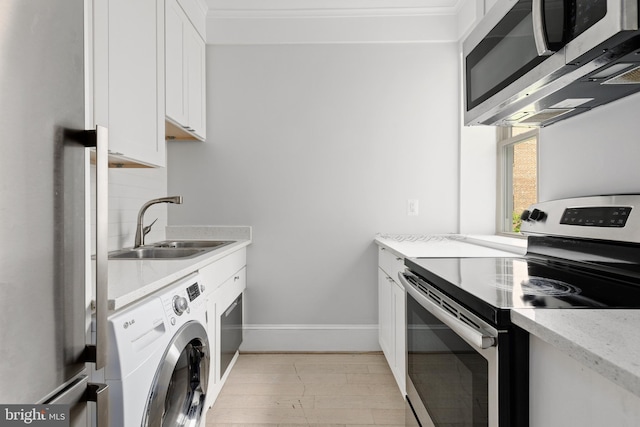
[205,353,405,426]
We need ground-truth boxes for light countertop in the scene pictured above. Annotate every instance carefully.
[374,233,526,258]
[107,226,251,311]
[512,309,640,397]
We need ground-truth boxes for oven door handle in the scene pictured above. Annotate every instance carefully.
[399,272,496,349]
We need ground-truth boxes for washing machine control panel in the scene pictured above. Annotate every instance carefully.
[172,295,189,315]
[186,282,201,301]
[159,275,206,326]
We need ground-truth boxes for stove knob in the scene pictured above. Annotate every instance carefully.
[529,208,546,221]
[521,210,531,222]
[172,295,188,316]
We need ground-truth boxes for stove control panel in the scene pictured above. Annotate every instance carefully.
[521,195,640,243]
[560,206,632,227]
[521,208,546,223]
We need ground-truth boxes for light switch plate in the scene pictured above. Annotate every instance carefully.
[407,199,419,216]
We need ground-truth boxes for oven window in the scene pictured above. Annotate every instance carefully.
[407,294,489,427]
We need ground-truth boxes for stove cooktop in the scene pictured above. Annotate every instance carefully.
[405,256,640,327]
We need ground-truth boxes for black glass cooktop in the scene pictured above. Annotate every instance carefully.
[405,256,640,327]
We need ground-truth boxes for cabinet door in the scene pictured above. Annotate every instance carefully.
[165,0,187,125]
[214,268,246,383]
[392,280,406,395]
[185,25,206,139]
[107,0,165,166]
[378,268,394,365]
[529,335,640,427]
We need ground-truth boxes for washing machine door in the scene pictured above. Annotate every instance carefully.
[143,321,210,427]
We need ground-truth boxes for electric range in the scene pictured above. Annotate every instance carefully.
[401,194,640,427]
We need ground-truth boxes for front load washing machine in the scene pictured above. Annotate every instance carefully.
[104,273,210,427]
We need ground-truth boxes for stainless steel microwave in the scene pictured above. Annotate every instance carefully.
[463,0,640,127]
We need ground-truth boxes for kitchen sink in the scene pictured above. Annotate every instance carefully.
[109,247,206,260]
[151,240,234,249]
[108,240,234,260]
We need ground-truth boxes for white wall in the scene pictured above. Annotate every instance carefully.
[168,43,461,351]
[91,166,169,251]
[459,124,497,234]
[538,91,640,201]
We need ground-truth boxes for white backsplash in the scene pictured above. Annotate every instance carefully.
[91,165,168,252]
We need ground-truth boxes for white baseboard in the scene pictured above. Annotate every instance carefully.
[240,324,381,352]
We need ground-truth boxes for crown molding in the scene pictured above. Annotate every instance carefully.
[206,0,464,18]
[204,0,478,44]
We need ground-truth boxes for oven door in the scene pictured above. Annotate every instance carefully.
[399,273,499,427]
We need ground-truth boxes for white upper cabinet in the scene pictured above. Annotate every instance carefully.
[93,0,166,167]
[185,26,206,139]
[165,0,206,141]
[166,0,187,126]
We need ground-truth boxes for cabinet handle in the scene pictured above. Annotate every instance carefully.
[224,300,239,317]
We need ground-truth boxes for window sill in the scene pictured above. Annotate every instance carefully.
[466,234,528,255]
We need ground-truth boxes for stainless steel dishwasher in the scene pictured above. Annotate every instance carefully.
[220,294,243,377]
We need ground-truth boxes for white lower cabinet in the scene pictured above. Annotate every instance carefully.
[529,335,640,427]
[378,270,394,359]
[377,246,406,395]
[200,248,247,409]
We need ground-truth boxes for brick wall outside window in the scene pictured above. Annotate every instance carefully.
[513,138,537,216]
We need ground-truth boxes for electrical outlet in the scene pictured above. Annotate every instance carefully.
[408,199,419,216]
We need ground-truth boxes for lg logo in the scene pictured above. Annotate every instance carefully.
[123,318,136,329]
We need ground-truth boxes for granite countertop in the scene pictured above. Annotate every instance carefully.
[512,309,640,397]
[107,226,251,311]
[375,233,526,258]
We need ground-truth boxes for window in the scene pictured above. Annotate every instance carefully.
[497,127,538,235]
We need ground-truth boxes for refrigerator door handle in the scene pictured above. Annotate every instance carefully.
[87,382,110,427]
[82,126,109,370]
[46,377,109,426]
[93,125,108,370]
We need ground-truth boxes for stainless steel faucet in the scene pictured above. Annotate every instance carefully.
[134,196,183,248]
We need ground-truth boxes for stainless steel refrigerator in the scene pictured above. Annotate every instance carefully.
[0,0,108,425]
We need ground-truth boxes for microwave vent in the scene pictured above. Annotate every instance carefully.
[518,108,573,124]
[602,65,640,85]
